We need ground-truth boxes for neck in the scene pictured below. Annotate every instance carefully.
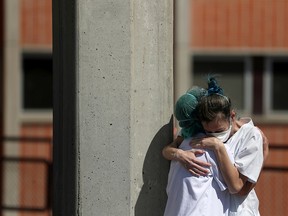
[230,119,242,136]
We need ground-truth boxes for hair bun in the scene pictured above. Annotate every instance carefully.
[207,76,224,95]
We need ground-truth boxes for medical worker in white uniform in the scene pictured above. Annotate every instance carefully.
[164,86,234,216]
[163,76,267,216]
[190,77,264,216]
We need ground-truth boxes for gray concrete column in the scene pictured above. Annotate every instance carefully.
[174,0,192,102]
[53,1,174,216]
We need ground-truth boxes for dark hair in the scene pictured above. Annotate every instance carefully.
[197,76,232,122]
[197,94,231,122]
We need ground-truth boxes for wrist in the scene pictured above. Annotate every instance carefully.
[213,138,226,152]
[172,149,184,161]
[214,141,225,152]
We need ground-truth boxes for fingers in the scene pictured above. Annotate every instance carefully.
[190,137,202,145]
[191,149,205,155]
[183,161,210,176]
[190,137,205,148]
[189,151,211,167]
[188,167,209,176]
[262,136,269,161]
[193,159,211,168]
[256,127,270,161]
[190,140,203,149]
[180,149,211,176]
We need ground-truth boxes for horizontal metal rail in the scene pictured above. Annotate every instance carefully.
[263,143,288,172]
[1,136,52,143]
[267,144,288,150]
[0,136,52,212]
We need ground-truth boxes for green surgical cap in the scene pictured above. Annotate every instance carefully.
[175,86,207,138]
[186,86,207,101]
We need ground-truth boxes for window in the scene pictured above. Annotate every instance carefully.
[265,57,288,114]
[22,53,53,110]
[192,55,288,118]
[272,61,288,110]
[192,56,251,115]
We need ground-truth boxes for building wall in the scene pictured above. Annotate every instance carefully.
[3,0,52,215]
[187,1,288,215]
[4,0,287,215]
[257,124,288,215]
[190,0,288,49]
[21,0,52,46]
[19,0,52,215]
[19,124,52,216]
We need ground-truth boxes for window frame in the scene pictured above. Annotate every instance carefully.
[20,50,52,123]
[191,55,253,115]
[264,56,288,116]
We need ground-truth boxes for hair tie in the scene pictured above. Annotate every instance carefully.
[207,77,224,95]
[206,76,229,102]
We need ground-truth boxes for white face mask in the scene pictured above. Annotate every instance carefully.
[207,123,232,143]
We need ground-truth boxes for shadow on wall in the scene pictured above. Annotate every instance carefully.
[135,115,174,216]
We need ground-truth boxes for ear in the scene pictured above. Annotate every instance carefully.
[230,110,236,119]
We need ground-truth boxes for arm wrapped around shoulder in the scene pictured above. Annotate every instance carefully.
[235,127,264,184]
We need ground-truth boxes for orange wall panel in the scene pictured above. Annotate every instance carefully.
[258,125,288,167]
[20,0,52,47]
[190,0,288,49]
[20,123,52,160]
[256,171,288,216]
[254,124,288,216]
[19,123,52,216]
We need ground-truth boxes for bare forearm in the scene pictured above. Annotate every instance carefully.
[162,136,183,161]
[214,145,246,194]
[237,181,255,196]
[162,146,184,161]
[162,136,210,176]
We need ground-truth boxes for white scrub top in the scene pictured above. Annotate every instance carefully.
[164,136,234,216]
[227,118,263,216]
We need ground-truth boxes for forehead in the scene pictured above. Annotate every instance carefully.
[201,113,229,132]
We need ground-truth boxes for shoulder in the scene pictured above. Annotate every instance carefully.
[239,117,253,126]
[240,118,262,138]
[232,118,263,151]
[237,120,263,156]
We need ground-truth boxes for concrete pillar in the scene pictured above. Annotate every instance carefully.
[3,1,21,215]
[3,0,21,136]
[53,0,174,215]
[174,0,192,102]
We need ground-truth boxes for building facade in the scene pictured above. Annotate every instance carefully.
[1,0,52,216]
[1,0,287,216]
[176,1,288,215]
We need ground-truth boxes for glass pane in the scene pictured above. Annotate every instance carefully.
[23,54,53,109]
[272,61,288,110]
[192,56,245,110]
